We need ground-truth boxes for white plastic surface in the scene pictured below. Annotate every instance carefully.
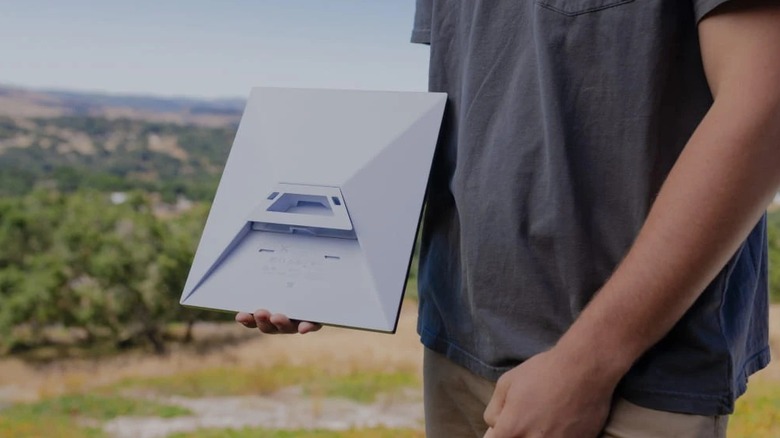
[180,87,446,332]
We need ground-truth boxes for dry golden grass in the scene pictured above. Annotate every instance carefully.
[147,133,189,160]
[0,94,66,118]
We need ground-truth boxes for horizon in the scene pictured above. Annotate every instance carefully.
[0,81,247,102]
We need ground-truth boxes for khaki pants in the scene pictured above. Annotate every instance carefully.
[423,348,729,438]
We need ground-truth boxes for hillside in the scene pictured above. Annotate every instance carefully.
[0,85,242,200]
[0,85,243,127]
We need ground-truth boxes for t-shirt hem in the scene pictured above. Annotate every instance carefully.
[419,327,508,381]
[621,346,770,416]
[420,329,771,416]
[735,346,772,397]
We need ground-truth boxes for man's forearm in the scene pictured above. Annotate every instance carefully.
[556,2,780,382]
[558,91,780,380]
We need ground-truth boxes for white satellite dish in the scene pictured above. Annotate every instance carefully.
[180,87,447,332]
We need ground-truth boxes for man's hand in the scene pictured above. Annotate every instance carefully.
[235,310,322,334]
[483,347,617,438]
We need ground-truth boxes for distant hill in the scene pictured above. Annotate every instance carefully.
[0,85,242,200]
[0,84,244,127]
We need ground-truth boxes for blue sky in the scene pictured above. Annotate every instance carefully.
[0,1,429,99]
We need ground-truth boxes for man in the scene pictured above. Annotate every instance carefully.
[237,0,780,436]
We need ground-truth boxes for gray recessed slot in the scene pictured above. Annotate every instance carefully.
[268,193,334,217]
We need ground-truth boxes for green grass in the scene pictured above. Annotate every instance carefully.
[112,367,419,403]
[0,393,191,438]
[730,380,780,437]
[0,415,106,438]
[167,426,425,438]
[308,370,419,403]
[4,393,192,420]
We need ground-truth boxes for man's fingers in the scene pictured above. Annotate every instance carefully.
[240,310,322,335]
[269,313,299,334]
[235,312,256,328]
[298,321,323,334]
[483,401,500,430]
[484,376,508,428]
[253,309,280,334]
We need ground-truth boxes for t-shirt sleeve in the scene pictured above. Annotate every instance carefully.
[411,0,432,45]
[692,0,736,23]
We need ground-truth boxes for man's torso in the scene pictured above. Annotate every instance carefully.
[413,0,769,415]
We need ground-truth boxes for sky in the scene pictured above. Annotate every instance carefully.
[0,0,429,99]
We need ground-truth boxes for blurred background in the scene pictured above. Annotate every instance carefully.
[0,1,778,437]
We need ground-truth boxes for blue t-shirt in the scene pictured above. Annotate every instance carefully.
[413,0,769,415]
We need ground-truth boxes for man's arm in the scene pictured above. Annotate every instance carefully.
[484,2,780,437]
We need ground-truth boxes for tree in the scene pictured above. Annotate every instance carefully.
[0,189,219,355]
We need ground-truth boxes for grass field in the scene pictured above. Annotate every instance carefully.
[0,394,191,438]
[0,298,425,437]
[1,298,780,437]
[110,366,418,402]
[3,372,780,437]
